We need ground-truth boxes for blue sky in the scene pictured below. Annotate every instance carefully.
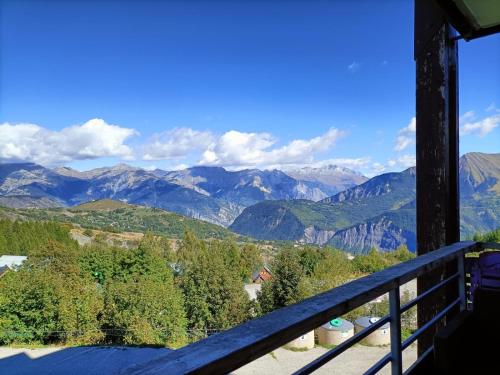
[0,0,498,176]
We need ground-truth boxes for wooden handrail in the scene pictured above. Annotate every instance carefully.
[122,241,479,375]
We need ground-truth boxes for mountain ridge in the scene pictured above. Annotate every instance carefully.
[230,153,500,252]
[0,162,364,226]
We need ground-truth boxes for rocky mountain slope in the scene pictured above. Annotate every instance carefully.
[230,153,500,253]
[459,152,500,197]
[0,163,364,226]
[284,165,368,193]
[162,166,338,204]
[231,168,416,245]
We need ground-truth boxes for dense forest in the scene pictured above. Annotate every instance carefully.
[4,219,490,348]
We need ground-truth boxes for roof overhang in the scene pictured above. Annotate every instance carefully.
[436,0,500,40]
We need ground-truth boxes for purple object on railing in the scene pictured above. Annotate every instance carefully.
[470,251,500,305]
[478,251,500,288]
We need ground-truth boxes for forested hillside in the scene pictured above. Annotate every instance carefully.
[0,217,416,347]
[0,220,77,256]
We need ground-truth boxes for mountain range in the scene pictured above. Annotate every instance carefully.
[1,152,497,253]
[0,162,364,226]
[230,153,500,253]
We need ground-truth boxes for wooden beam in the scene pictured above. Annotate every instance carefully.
[415,0,460,356]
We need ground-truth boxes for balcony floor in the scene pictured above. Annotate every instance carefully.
[0,346,172,375]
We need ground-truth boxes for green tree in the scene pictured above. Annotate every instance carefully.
[352,247,388,274]
[309,249,353,294]
[103,275,187,347]
[474,228,500,243]
[56,277,104,344]
[391,244,415,263]
[258,247,307,314]
[0,220,78,256]
[0,268,60,344]
[138,232,172,260]
[181,243,250,339]
[176,229,205,268]
[298,246,325,276]
[239,243,263,281]
[79,244,117,284]
[115,241,171,283]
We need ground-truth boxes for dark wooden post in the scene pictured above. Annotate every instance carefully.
[415,0,460,355]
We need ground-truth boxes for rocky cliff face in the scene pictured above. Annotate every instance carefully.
[328,215,416,253]
[300,226,336,246]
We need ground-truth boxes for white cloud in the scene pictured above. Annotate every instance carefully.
[370,154,415,177]
[396,154,416,168]
[170,163,189,171]
[347,61,361,73]
[143,127,213,160]
[368,162,386,177]
[460,114,500,137]
[199,128,344,168]
[394,135,413,152]
[486,103,499,112]
[273,157,371,173]
[394,117,416,151]
[387,159,397,167]
[312,157,371,169]
[0,119,137,165]
[459,110,476,123]
[392,112,498,145]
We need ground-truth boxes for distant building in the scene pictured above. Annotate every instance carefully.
[251,266,272,284]
[0,255,28,270]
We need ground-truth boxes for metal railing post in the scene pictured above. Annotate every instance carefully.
[389,287,402,375]
[457,254,466,311]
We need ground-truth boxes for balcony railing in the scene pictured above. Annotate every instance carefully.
[123,241,497,375]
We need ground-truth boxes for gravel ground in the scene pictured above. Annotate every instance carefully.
[234,344,418,374]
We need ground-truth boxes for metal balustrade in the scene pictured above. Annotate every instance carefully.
[123,241,495,375]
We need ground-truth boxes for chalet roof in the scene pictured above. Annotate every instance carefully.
[251,265,272,281]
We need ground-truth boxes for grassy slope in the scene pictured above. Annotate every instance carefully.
[0,200,234,240]
[71,199,131,211]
